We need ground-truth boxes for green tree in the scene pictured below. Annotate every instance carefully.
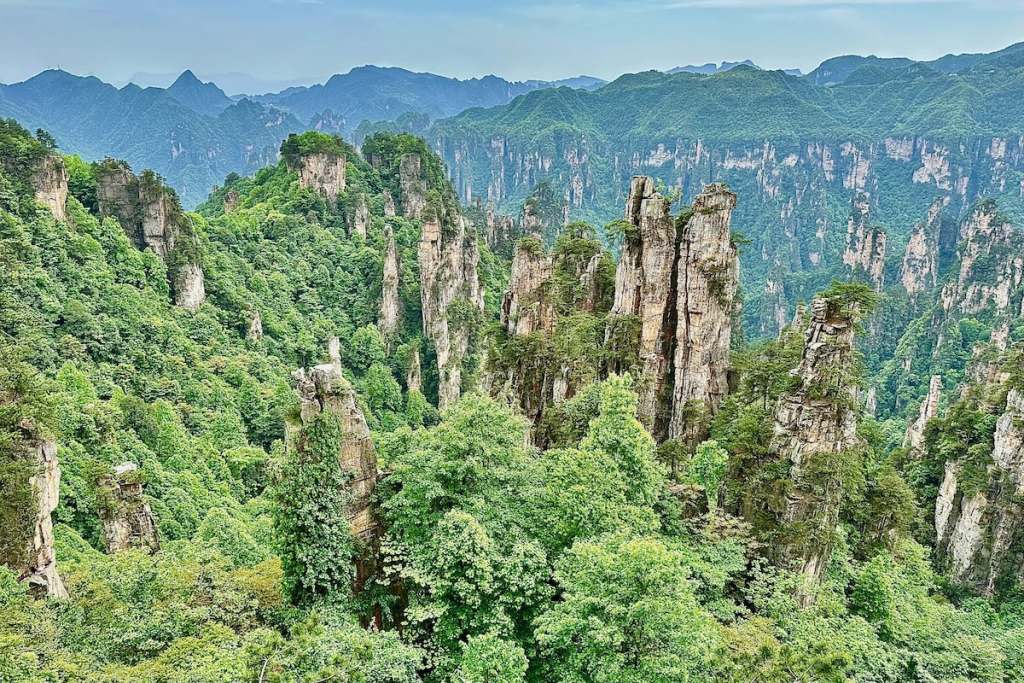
[535,534,716,682]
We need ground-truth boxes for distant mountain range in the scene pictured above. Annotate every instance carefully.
[3,43,1023,208]
[667,60,803,77]
[0,66,604,206]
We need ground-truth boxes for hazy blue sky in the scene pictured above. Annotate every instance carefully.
[2,0,1023,90]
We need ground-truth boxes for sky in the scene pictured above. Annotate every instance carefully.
[1,0,1023,92]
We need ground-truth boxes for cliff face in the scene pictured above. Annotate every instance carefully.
[609,177,678,435]
[350,192,370,238]
[606,176,739,441]
[400,153,428,219]
[418,211,483,409]
[936,386,1024,596]
[900,197,946,296]
[434,131,1024,335]
[294,152,346,202]
[292,346,379,542]
[98,462,160,554]
[841,191,886,290]
[501,241,555,337]
[670,183,739,442]
[379,229,401,340]
[96,161,206,310]
[771,297,862,595]
[31,154,68,222]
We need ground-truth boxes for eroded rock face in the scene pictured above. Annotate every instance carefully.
[400,153,428,219]
[501,240,555,337]
[936,387,1024,595]
[291,346,379,542]
[670,183,739,442]
[418,213,483,409]
[607,176,739,441]
[223,190,239,213]
[31,154,68,222]
[904,375,941,455]
[247,310,263,341]
[941,201,1024,316]
[294,152,346,202]
[96,161,205,309]
[900,198,946,296]
[175,262,206,311]
[98,462,160,554]
[842,191,886,291]
[383,191,397,217]
[406,347,422,392]
[379,229,401,339]
[772,297,862,597]
[5,424,68,599]
[609,176,678,434]
[350,193,370,238]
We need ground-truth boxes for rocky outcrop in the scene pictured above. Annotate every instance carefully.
[293,152,346,202]
[291,342,379,542]
[904,375,941,455]
[900,198,946,296]
[501,240,555,337]
[4,423,68,599]
[842,192,886,291]
[379,229,401,339]
[670,183,739,443]
[174,262,206,311]
[98,462,160,554]
[606,177,739,441]
[383,191,396,217]
[350,193,369,238]
[31,154,68,222]
[247,310,263,341]
[400,153,428,219]
[418,211,483,409]
[772,297,862,597]
[96,161,205,309]
[935,387,1024,595]
[223,190,239,213]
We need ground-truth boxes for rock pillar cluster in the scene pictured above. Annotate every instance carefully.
[418,210,483,410]
[606,176,739,442]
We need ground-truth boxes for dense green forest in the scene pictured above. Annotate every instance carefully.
[1,118,1023,683]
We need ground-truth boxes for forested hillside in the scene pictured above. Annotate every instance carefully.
[2,117,1023,683]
